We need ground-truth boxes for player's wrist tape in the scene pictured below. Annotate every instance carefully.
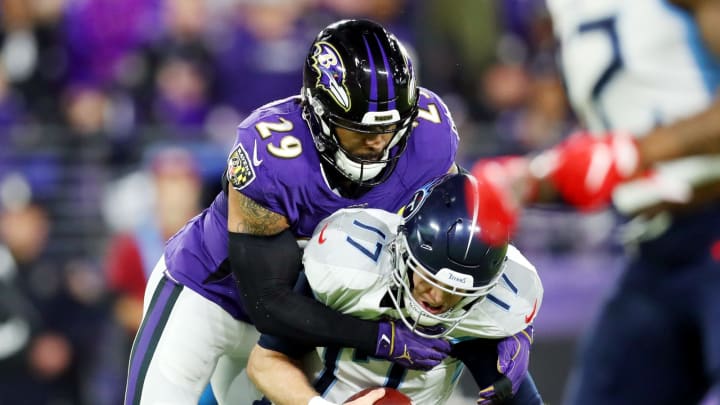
[309,395,338,405]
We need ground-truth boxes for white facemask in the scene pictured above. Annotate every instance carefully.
[333,148,389,181]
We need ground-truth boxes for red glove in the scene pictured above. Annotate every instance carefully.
[469,156,534,245]
[542,131,641,211]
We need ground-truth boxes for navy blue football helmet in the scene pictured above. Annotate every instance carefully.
[390,173,510,337]
[302,19,419,185]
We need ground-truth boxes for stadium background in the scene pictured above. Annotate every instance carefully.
[0,0,625,403]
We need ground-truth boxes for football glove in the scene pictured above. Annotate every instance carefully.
[470,156,535,245]
[477,325,534,404]
[542,131,641,211]
[374,320,451,370]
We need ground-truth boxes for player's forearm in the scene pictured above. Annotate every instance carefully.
[260,287,378,351]
[637,99,720,169]
[642,0,720,165]
[228,230,378,352]
[671,0,720,56]
[227,187,379,352]
[247,344,318,405]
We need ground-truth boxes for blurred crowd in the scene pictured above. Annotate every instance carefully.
[0,0,617,403]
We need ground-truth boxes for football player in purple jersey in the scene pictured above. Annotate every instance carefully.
[124,19,463,404]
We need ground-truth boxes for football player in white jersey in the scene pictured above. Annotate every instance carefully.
[246,173,544,405]
[470,0,720,404]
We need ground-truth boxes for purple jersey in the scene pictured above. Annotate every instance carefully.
[164,88,459,320]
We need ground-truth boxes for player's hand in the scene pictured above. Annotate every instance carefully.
[470,156,535,244]
[540,131,640,211]
[374,320,451,370]
[477,325,534,404]
[343,388,386,405]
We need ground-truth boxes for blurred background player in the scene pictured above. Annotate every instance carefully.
[471,0,720,403]
[124,18,461,404]
[248,173,543,405]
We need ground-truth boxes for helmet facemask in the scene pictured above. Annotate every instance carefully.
[304,89,416,186]
[388,232,505,338]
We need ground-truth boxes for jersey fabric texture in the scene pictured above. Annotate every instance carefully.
[294,208,543,404]
[163,88,458,322]
[547,0,720,403]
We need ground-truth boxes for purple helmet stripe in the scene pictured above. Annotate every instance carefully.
[375,33,396,111]
[362,35,378,112]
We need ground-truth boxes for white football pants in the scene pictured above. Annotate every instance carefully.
[124,257,263,405]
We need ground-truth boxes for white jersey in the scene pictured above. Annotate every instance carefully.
[301,208,543,404]
[547,0,720,214]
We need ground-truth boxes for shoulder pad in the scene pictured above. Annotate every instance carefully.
[453,245,543,339]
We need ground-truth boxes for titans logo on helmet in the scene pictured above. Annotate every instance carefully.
[310,42,351,111]
[402,175,453,219]
[401,188,427,219]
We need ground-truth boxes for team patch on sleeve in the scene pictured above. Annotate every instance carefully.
[227,144,256,190]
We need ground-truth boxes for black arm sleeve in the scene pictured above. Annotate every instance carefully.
[257,272,326,358]
[229,230,378,353]
[453,338,542,403]
[451,338,504,388]
[258,333,314,359]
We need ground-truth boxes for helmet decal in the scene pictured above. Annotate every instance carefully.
[362,33,396,112]
[401,175,450,220]
[310,42,350,111]
[401,188,427,220]
[376,34,396,111]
